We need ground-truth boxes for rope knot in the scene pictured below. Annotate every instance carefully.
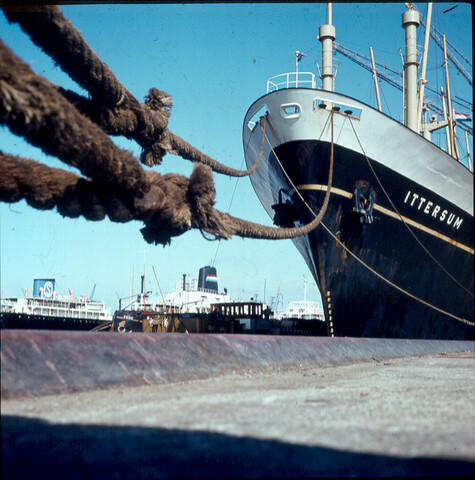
[140,130,177,167]
[187,164,216,228]
[137,164,231,245]
[144,88,172,116]
[187,164,234,241]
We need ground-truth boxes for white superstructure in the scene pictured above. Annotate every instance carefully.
[0,294,112,321]
[276,301,324,322]
[162,281,233,314]
[125,266,234,314]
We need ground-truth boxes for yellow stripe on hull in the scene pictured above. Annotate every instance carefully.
[290,184,474,255]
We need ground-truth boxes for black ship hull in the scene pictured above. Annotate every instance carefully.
[0,312,110,331]
[274,140,473,339]
[244,89,474,340]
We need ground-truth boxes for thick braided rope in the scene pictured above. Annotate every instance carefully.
[3,5,265,177]
[1,9,333,244]
[0,152,222,238]
[0,152,134,222]
[3,4,135,109]
[0,40,148,195]
[60,86,267,176]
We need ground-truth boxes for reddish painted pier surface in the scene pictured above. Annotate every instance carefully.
[1,330,473,398]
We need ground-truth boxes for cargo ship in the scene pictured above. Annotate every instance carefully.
[113,266,328,336]
[0,279,112,330]
[113,266,238,333]
[243,3,474,339]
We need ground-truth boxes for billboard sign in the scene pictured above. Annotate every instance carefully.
[33,279,56,299]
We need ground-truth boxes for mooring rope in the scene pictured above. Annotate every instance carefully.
[2,5,471,323]
[60,84,266,177]
[0,7,332,245]
[266,111,474,327]
[223,112,335,240]
[320,221,474,326]
[347,116,474,299]
[0,88,323,246]
[1,5,265,178]
[0,40,149,195]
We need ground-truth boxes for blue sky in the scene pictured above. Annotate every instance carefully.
[0,2,472,312]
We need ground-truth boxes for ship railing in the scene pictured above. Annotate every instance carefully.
[197,287,224,295]
[28,302,110,319]
[0,296,111,319]
[176,287,225,295]
[267,72,316,93]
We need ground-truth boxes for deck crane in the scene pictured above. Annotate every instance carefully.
[419,14,472,87]
[269,280,283,313]
[332,41,402,90]
[332,41,472,139]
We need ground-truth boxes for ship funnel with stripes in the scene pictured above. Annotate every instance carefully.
[198,266,218,293]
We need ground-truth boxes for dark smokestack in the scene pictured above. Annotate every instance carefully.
[198,266,218,292]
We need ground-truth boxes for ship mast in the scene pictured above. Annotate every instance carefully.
[417,2,432,135]
[319,3,336,91]
[402,4,420,132]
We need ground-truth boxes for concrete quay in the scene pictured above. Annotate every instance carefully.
[1,331,474,478]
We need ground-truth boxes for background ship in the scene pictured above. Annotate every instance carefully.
[243,3,473,339]
[274,301,326,336]
[0,278,112,330]
[112,266,325,336]
[112,266,269,333]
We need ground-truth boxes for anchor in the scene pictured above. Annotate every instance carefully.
[347,182,375,224]
[271,189,299,228]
